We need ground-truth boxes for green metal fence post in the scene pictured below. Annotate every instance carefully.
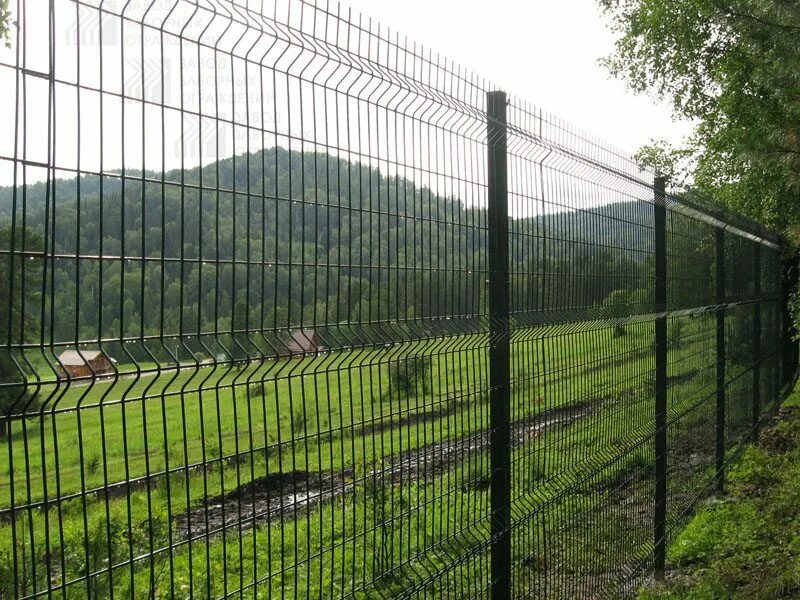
[753,244,761,436]
[716,227,726,493]
[487,89,511,600]
[653,175,667,580]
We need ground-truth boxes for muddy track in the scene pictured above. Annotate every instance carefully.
[376,400,600,485]
[172,469,354,541]
[173,397,603,542]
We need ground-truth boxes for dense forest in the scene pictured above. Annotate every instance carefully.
[0,147,672,347]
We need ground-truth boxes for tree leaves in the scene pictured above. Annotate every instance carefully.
[0,0,10,48]
[602,0,800,245]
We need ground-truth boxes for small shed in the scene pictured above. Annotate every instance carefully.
[284,328,325,356]
[56,350,115,379]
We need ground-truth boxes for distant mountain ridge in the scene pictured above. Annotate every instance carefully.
[0,147,653,344]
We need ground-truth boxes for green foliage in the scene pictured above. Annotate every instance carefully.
[0,0,11,48]
[600,287,651,336]
[668,319,685,347]
[292,404,307,435]
[86,453,100,476]
[0,147,658,348]
[640,400,800,599]
[635,139,695,188]
[727,310,756,366]
[601,0,800,244]
[388,355,432,399]
[0,148,485,338]
[789,291,800,341]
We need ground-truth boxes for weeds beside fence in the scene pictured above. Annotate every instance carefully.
[0,1,797,598]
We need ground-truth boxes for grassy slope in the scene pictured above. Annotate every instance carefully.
[1,314,753,598]
[640,389,800,600]
[0,322,662,598]
[0,326,642,505]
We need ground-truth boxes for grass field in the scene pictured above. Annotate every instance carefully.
[639,391,800,600]
[0,312,778,599]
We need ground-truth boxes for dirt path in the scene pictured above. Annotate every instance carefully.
[172,469,354,540]
[173,398,601,541]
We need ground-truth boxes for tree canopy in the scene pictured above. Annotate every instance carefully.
[601,0,800,244]
[0,0,10,48]
[0,147,655,348]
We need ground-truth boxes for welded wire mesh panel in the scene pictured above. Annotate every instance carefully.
[724,303,757,448]
[760,246,784,415]
[0,0,494,597]
[723,232,774,456]
[663,206,718,545]
[505,102,658,598]
[0,1,796,600]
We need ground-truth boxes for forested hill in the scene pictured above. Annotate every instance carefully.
[0,147,653,343]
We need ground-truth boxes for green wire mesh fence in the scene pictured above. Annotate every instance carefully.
[0,1,797,598]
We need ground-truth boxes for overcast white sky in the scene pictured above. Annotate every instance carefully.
[343,0,694,153]
[0,0,695,188]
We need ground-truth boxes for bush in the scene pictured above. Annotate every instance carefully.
[601,288,652,337]
[86,453,101,476]
[292,405,307,434]
[388,355,432,399]
[668,319,685,346]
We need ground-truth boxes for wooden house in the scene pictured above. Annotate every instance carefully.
[282,328,326,356]
[56,350,115,379]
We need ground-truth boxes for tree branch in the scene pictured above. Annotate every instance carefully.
[711,0,800,32]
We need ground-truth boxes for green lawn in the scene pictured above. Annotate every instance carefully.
[0,314,770,599]
[639,388,800,600]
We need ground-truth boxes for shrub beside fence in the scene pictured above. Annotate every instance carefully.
[0,1,797,598]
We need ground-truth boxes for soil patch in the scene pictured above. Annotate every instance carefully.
[377,400,598,485]
[173,468,353,541]
[760,406,800,454]
[173,394,613,539]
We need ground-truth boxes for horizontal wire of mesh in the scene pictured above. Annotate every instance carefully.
[0,1,796,599]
